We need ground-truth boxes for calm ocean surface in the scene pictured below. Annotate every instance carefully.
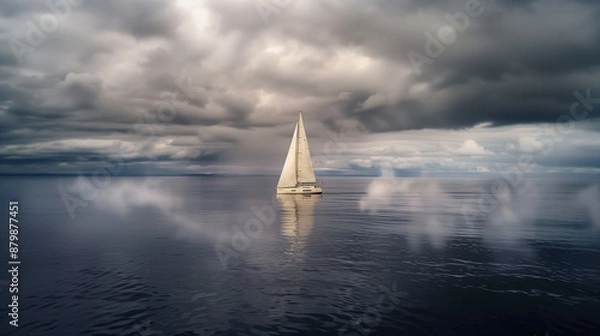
[1,176,599,336]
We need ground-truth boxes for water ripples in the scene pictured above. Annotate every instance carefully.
[5,176,600,335]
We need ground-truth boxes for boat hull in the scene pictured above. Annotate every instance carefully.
[276,185,323,194]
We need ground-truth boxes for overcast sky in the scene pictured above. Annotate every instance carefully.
[1,0,599,175]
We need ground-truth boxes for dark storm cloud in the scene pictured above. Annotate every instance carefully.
[0,0,599,174]
[201,0,600,130]
[298,0,600,130]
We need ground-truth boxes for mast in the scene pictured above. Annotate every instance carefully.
[295,110,301,186]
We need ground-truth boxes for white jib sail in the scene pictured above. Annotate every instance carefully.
[277,122,299,188]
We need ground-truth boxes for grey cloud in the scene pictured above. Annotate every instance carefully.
[0,0,599,174]
[82,0,182,39]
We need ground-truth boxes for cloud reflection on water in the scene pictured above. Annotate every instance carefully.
[576,184,600,228]
[92,179,220,241]
[359,166,456,250]
[359,167,599,252]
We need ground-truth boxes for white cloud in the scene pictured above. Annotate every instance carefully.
[454,139,491,156]
[518,137,544,153]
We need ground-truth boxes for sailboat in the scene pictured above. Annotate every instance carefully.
[276,110,323,194]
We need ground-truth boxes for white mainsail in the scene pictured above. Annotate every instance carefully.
[276,111,320,193]
[296,112,317,184]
